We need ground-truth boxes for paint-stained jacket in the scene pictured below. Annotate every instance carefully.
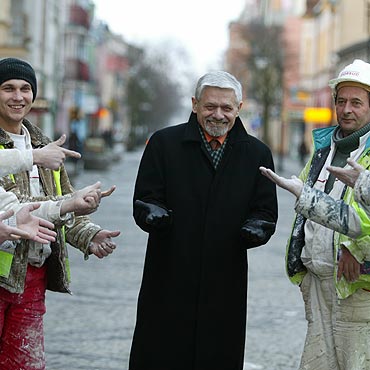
[129,113,278,370]
[0,119,101,294]
[295,170,370,239]
[286,125,370,299]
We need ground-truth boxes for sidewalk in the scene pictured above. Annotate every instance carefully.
[44,151,307,370]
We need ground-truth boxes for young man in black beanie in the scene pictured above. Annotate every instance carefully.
[0,57,84,169]
[0,58,38,101]
[0,57,120,370]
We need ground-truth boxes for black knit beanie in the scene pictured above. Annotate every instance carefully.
[0,58,37,101]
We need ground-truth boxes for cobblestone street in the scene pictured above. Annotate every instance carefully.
[44,148,307,370]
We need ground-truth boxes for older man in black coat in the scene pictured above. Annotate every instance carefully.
[129,71,278,370]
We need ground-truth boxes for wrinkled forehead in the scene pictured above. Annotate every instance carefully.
[200,86,239,102]
[336,85,370,98]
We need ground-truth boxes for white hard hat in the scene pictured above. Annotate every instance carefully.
[328,59,370,92]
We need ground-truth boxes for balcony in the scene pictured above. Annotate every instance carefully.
[106,55,129,72]
[69,5,90,29]
[65,59,90,81]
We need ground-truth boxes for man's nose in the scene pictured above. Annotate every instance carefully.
[12,90,23,100]
[344,101,353,113]
[212,107,224,119]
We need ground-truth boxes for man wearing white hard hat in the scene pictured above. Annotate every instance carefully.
[262,59,370,370]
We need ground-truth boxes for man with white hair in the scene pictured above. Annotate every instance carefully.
[262,59,370,370]
[129,71,278,370]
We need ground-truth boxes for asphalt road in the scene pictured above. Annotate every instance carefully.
[44,148,307,370]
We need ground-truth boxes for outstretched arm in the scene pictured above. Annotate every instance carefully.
[60,182,116,216]
[259,165,363,237]
[32,134,81,170]
[0,181,116,225]
[0,134,81,179]
[259,165,365,283]
[259,166,303,197]
[0,149,33,177]
[15,203,56,243]
[0,204,56,244]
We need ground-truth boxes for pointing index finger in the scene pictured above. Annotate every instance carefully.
[62,148,81,159]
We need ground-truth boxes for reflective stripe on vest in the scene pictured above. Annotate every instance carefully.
[51,166,71,283]
[0,247,14,278]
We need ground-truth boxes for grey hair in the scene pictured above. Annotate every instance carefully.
[194,71,243,102]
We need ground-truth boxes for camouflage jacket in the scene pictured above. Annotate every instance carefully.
[0,119,101,294]
[286,125,370,299]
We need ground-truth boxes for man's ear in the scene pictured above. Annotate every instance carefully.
[191,96,198,113]
[238,101,243,112]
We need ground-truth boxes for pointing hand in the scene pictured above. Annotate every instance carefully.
[33,134,81,170]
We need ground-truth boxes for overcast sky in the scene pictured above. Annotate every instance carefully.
[93,0,247,75]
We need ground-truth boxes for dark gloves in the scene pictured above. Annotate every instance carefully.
[240,219,276,248]
[134,200,172,232]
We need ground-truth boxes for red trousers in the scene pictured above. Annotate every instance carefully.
[0,264,47,370]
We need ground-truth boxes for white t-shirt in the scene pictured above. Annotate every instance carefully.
[7,126,51,267]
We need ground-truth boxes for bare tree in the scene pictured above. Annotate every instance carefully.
[125,41,191,149]
[243,22,284,146]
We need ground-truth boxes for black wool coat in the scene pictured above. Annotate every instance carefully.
[129,113,278,370]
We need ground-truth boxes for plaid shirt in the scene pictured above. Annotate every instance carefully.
[198,126,227,169]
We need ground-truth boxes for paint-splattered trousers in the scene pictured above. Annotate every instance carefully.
[0,264,47,370]
[299,270,370,370]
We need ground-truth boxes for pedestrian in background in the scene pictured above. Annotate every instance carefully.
[262,59,370,370]
[298,138,308,165]
[129,70,278,370]
[0,57,120,370]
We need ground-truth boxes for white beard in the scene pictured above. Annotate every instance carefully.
[204,121,229,137]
